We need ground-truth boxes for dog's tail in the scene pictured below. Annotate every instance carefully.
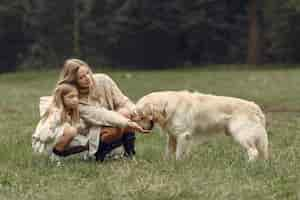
[252,103,266,128]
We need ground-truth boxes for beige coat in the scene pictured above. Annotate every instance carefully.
[79,73,135,128]
[78,73,136,155]
[92,73,135,112]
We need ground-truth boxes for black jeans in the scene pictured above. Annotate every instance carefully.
[95,132,136,162]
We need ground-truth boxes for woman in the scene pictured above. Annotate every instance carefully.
[57,58,146,161]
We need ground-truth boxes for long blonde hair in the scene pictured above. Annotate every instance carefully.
[57,58,98,100]
[44,83,80,125]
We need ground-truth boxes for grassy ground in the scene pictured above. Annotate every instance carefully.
[0,67,299,200]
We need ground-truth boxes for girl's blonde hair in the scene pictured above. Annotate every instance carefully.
[45,83,80,125]
[57,58,98,100]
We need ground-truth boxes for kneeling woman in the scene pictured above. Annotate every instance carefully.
[56,58,149,161]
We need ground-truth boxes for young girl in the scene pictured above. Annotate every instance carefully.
[32,83,88,157]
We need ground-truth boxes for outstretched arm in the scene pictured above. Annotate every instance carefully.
[79,104,130,128]
[79,104,149,133]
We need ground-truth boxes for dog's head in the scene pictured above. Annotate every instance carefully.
[132,94,169,130]
[131,100,155,131]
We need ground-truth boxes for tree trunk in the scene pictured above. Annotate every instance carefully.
[73,0,81,57]
[247,0,261,65]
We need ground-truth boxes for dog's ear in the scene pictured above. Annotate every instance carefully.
[162,102,168,117]
[146,103,154,120]
[144,103,153,114]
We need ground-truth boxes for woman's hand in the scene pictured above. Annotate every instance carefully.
[127,121,150,134]
[118,108,131,119]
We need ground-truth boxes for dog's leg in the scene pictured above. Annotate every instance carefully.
[234,133,259,162]
[246,147,259,161]
[228,118,260,161]
[165,134,177,159]
[165,134,172,159]
[255,125,269,160]
[175,132,191,160]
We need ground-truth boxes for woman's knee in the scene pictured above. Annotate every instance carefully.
[101,127,123,143]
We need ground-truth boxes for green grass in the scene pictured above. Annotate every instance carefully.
[0,67,299,200]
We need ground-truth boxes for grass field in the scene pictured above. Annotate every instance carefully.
[0,67,299,200]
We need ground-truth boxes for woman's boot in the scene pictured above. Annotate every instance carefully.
[95,138,123,162]
[122,132,136,158]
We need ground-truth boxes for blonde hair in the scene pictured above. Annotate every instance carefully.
[45,83,80,125]
[57,58,98,100]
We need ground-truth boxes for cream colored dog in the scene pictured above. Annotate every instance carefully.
[133,91,268,161]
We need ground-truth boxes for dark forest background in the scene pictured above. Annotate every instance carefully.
[1,0,300,72]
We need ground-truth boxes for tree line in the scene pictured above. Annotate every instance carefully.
[1,0,300,72]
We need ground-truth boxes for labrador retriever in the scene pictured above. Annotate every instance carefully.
[133,91,268,161]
